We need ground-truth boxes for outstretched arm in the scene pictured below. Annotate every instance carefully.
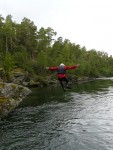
[65,64,80,70]
[46,66,58,71]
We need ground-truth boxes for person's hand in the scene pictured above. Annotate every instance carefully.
[76,64,80,67]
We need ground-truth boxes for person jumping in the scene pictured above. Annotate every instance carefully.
[47,63,80,91]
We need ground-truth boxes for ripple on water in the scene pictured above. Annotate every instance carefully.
[1,80,113,149]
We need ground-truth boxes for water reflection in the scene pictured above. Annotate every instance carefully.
[18,78,113,107]
[1,78,113,150]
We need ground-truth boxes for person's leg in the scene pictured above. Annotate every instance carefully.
[58,78,66,91]
[64,78,71,89]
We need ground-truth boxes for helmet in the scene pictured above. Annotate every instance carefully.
[60,63,65,66]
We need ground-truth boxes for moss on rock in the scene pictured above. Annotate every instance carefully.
[0,82,31,118]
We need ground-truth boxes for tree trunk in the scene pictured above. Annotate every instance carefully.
[6,37,8,53]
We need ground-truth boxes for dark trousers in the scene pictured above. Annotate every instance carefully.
[58,77,69,91]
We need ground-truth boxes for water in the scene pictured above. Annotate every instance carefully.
[1,78,113,150]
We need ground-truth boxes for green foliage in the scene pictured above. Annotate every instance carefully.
[14,49,29,68]
[3,52,15,72]
[0,14,113,81]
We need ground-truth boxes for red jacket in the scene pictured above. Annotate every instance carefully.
[48,65,78,78]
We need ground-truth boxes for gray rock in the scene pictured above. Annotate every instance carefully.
[0,82,31,118]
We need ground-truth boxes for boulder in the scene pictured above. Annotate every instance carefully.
[0,82,31,118]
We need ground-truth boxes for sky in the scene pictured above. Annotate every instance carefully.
[1,0,113,56]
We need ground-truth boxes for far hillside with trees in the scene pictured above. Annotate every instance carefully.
[0,14,113,83]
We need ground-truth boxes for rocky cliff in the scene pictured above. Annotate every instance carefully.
[0,82,31,118]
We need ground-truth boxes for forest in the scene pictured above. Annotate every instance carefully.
[0,14,113,82]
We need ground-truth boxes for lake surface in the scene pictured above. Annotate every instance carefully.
[1,78,113,150]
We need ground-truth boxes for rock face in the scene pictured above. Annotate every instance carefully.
[0,82,31,118]
[11,67,29,86]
